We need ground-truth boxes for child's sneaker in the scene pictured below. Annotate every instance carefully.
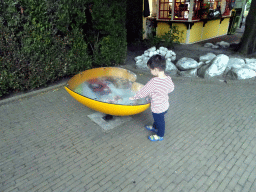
[145,125,158,133]
[148,135,163,141]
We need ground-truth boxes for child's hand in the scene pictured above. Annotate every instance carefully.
[129,97,135,100]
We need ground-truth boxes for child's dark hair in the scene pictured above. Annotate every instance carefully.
[147,54,166,71]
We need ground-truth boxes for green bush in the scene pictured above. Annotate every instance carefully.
[0,0,127,98]
[89,0,127,67]
[144,26,184,49]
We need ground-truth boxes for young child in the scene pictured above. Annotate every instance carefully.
[129,54,175,141]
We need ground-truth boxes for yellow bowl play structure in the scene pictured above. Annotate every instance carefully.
[64,67,150,116]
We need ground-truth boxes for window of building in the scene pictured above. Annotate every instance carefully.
[174,0,189,20]
[158,0,232,20]
[192,0,201,20]
[159,0,172,19]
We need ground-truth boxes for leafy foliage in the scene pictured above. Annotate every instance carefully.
[0,0,127,97]
[145,26,184,49]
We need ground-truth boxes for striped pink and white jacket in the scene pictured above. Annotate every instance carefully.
[132,76,175,113]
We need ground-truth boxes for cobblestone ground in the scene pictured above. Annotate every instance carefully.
[1,77,256,192]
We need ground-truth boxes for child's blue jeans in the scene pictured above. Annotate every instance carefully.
[152,110,168,137]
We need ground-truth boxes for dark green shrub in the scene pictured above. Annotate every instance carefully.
[0,0,126,96]
[89,0,127,67]
[0,0,127,98]
[161,26,184,48]
[144,25,184,49]
[0,0,92,97]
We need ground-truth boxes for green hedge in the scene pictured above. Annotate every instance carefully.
[0,0,127,98]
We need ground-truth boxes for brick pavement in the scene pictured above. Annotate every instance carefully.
[1,72,256,192]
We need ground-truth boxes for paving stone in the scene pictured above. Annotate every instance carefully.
[194,175,208,189]
[242,181,253,192]
[238,171,251,186]
[227,165,239,178]
[248,169,256,183]
[207,180,219,192]
[226,157,236,170]
[1,76,256,192]
[233,184,243,192]
[216,168,229,183]
[227,175,240,190]
[217,176,231,191]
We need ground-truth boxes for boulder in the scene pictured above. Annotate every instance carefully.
[216,41,230,48]
[134,55,144,62]
[171,55,176,61]
[135,60,147,69]
[134,47,177,73]
[176,57,200,71]
[224,58,245,75]
[143,56,150,64]
[197,64,211,78]
[245,58,256,64]
[144,51,149,57]
[159,50,167,57]
[178,68,198,77]
[165,50,174,58]
[204,54,229,78]
[148,47,156,52]
[204,43,214,48]
[166,60,178,73]
[226,68,256,80]
[199,53,217,63]
[244,59,256,71]
[159,47,168,52]
[149,51,154,57]
[212,45,219,49]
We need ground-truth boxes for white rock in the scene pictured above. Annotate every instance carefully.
[156,49,160,54]
[159,50,167,57]
[171,55,176,61]
[205,60,212,64]
[244,58,256,71]
[216,41,230,48]
[199,53,216,62]
[170,50,176,56]
[159,47,168,52]
[205,54,229,78]
[204,43,214,48]
[244,63,256,71]
[198,61,204,66]
[178,68,198,77]
[144,51,149,57]
[176,57,200,70]
[166,60,178,75]
[153,51,158,55]
[149,51,154,57]
[224,58,245,75]
[245,58,256,64]
[136,60,147,69]
[135,56,144,62]
[197,64,211,78]
[165,50,173,58]
[226,68,256,80]
[148,47,156,52]
[212,45,219,49]
[143,56,150,63]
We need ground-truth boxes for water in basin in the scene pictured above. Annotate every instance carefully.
[73,76,149,105]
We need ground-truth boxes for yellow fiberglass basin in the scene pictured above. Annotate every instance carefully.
[64,67,150,116]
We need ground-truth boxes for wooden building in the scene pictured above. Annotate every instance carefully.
[143,0,242,44]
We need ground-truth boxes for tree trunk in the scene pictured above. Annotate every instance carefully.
[236,0,256,55]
